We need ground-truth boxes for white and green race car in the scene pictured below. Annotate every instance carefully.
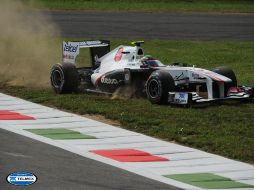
[50,40,254,106]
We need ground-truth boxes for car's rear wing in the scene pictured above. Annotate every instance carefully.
[63,40,110,69]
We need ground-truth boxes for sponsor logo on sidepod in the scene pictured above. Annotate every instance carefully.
[7,171,37,186]
[101,76,118,84]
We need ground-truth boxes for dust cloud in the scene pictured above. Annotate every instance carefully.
[0,0,60,88]
[111,85,141,100]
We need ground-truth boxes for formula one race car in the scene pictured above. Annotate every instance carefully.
[50,40,253,105]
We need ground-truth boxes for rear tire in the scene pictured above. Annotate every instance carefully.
[50,63,79,94]
[146,70,175,104]
[212,67,237,97]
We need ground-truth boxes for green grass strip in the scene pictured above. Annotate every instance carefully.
[22,0,254,13]
[164,173,253,189]
[25,128,96,140]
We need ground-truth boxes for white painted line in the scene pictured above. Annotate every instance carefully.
[74,142,171,151]
[126,157,234,168]
[9,122,108,129]
[215,170,254,182]
[146,163,254,175]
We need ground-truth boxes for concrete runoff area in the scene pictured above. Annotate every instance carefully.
[0,93,254,189]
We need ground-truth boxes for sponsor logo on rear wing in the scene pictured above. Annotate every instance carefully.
[63,41,80,64]
[62,40,110,64]
[79,40,109,48]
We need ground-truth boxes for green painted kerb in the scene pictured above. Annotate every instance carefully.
[164,173,253,189]
[25,128,96,140]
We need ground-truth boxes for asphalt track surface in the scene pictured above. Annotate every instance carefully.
[0,128,179,190]
[47,11,254,40]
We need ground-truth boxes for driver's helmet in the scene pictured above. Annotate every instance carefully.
[140,54,159,67]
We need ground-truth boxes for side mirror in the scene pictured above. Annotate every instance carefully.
[140,65,148,68]
[122,51,130,54]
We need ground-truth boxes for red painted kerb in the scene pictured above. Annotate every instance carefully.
[90,149,169,162]
[0,111,35,120]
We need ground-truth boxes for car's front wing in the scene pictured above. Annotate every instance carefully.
[168,86,254,106]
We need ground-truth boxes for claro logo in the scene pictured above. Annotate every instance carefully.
[114,47,123,62]
[101,76,118,84]
[64,44,78,52]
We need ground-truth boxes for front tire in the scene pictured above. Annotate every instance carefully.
[146,70,175,104]
[212,67,237,97]
[50,63,79,94]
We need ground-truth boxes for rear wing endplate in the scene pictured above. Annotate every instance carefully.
[63,40,110,66]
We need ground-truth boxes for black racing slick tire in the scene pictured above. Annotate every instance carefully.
[212,67,237,87]
[50,63,79,94]
[212,67,237,97]
[146,70,175,105]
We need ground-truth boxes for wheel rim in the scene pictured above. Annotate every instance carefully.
[148,79,160,98]
[52,70,63,88]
